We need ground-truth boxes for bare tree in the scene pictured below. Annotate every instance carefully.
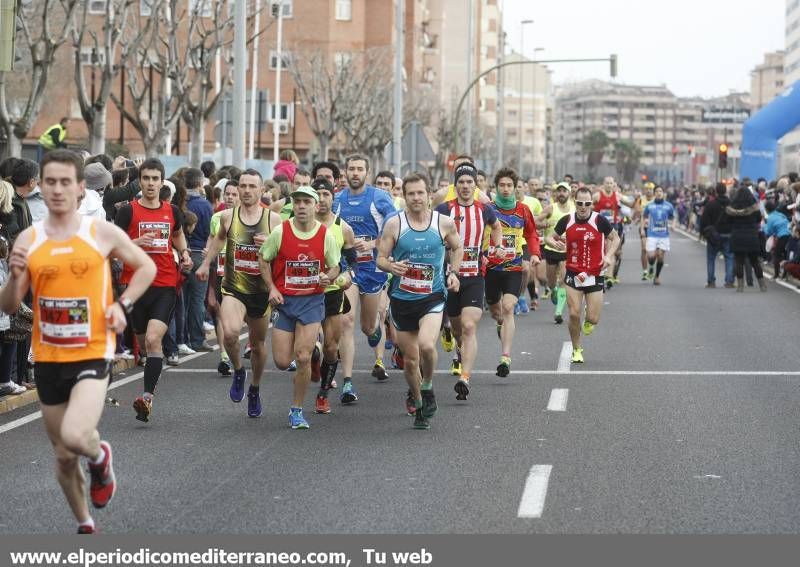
[0,0,80,158]
[71,0,144,155]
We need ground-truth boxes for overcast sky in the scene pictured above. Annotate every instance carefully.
[501,0,785,98]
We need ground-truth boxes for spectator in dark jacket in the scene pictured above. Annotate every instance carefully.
[726,185,766,292]
[699,183,734,287]
[182,168,213,351]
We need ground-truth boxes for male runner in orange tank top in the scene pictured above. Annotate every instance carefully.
[0,150,155,534]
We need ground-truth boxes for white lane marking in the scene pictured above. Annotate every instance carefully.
[517,464,553,518]
[557,341,572,373]
[0,333,247,435]
[674,227,800,296]
[547,389,568,411]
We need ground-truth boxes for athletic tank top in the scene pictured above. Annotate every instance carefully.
[389,211,446,301]
[271,220,328,296]
[27,217,115,362]
[121,200,178,287]
[594,191,620,224]
[324,216,345,293]
[223,206,271,294]
[544,200,576,252]
[564,212,607,276]
[440,200,491,278]
[489,203,528,272]
[210,210,226,277]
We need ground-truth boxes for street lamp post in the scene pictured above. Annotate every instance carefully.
[531,47,544,178]
[517,19,533,173]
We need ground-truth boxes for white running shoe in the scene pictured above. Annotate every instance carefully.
[177,344,196,355]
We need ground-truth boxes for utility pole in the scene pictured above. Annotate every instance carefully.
[392,0,404,173]
[496,30,505,169]
[272,0,284,162]
[465,0,475,155]
[232,0,247,168]
[248,0,262,159]
[518,19,533,173]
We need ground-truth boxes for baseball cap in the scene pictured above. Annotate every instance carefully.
[290,185,319,202]
[311,177,334,193]
[555,182,571,191]
[84,162,112,192]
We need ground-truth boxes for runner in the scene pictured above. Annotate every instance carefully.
[540,182,575,324]
[515,178,543,314]
[0,149,156,533]
[487,167,541,377]
[333,154,396,405]
[637,183,655,280]
[435,163,503,400]
[311,177,358,415]
[546,187,620,363]
[376,173,462,429]
[114,158,192,423]
[593,176,634,287]
[641,185,676,285]
[196,169,282,418]
[206,180,240,376]
[260,185,342,429]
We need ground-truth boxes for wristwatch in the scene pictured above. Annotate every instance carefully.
[117,297,134,314]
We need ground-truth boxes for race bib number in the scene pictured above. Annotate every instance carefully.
[355,235,374,263]
[233,243,260,275]
[138,222,170,254]
[38,297,90,347]
[459,247,480,277]
[501,234,517,256]
[286,260,321,291]
[576,274,596,288]
[399,262,434,295]
[216,253,226,276]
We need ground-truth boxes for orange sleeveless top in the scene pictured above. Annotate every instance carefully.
[27,217,115,363]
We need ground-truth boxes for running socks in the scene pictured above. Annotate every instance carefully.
[143,354,163,394]
[319,359,339,395]
[527,282,537,300]
[656,260,664,277]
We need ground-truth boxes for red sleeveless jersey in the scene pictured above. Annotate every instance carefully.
[121,200,179,287]
[564,212,607,276]
[271,220,328,296]
[594,191,620,224]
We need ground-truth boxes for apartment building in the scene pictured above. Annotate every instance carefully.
[751,51,785,111]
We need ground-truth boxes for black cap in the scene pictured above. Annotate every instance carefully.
[311,177,334,193]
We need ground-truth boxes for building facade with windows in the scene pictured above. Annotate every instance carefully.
[782,0,800,173]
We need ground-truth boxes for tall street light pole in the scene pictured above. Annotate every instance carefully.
[465,0,476,155]
[517,19,533,174]
[531,47,544,178]
[496,30,506,169]
[392,0,404,173]
[232,0,247,168]
[272,0,285,162]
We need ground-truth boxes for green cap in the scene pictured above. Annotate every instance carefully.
[290,185,319,203]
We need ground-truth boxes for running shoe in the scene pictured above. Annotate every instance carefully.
[166,353,179,366]
[605,279,614,290]
[450,359,462,376]
[571,347,584,363]
[315,395,331,414]
[518,297,529,314]
[582,321,595,336]
[496,356,511,377]
[340,381,358,404]
[310,343,322,382]
[203,321,215,332]
[367,326,382,348]
[371,359,389,381]
[554,314,563,324]
[391,346,405,370]
[88,441,116,509]
[247,386,262,418]
[405,390,417,416]
[133,396,152,423]
[289,407,310,429]
[421,389,437,418]
[177,343,196,355]
[230,367,247,402]
[77,525,96,534]
[217,359,232,376]
[647,269,654,280]
[454,378,470,400]
[653,278,661,286]
[137,356,147,367]
[287,360,297,372]
[440,327,455,352]
[641,270,649,281]
[413,407,430,430]
[243,342,252,359]
[513,302,520,316]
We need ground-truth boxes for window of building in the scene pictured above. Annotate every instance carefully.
[269,50,291,70]
[270,0,292,18]
[189,0,211,17]
[79,47,106,66]
[334,52,353,70]
[88,0,106,14]
[269,103,292,122]
[335,0,352,21]
[140,0,153,15]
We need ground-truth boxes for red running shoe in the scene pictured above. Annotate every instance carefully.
[88,441,116,509]
[77,525,96,534]
[315,395,331,414]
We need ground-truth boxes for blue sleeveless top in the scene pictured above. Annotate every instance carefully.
[389,211,446,301]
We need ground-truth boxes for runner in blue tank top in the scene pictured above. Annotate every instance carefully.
[377,173,462,430]
[331,154,396,405]
[642,185,676,285]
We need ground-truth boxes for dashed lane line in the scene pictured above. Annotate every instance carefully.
[546,389,569,411]
[557,341,572,373]
[517,465,553,518]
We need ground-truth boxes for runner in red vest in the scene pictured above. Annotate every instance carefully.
[547,187,620,364]
[593,176,634,287]
[260,186,342,429]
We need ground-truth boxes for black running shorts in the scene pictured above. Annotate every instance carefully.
[324,289,351,318]
[389,292,446,333]
[564,270,605,294]
[484,270,523,305]
[35,359,110,406]
[221,287,270,319]
[131,286,176,334]
[446,276,484,317]
[543,248,567,266]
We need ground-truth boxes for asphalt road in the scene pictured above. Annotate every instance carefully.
[2,229,799,534]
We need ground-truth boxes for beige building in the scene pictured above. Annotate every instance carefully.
[782,0,800,172]
[554,80,749,185]
[750,51,784,111]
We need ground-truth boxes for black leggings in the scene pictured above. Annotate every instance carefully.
[734,253,763,280]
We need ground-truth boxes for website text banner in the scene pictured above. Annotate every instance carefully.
[1,535,799,567]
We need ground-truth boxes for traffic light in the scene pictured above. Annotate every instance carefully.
[610,54,618,78]
[718,143,728,169]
